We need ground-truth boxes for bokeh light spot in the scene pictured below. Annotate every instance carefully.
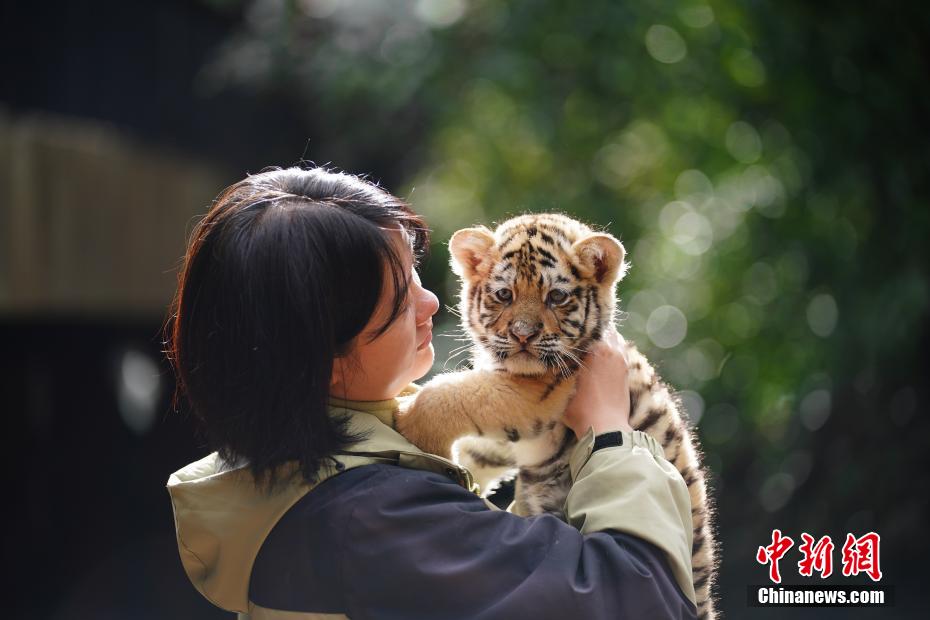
[678,4,715,28]
[685,347,716,381]
[685,340,722,381]
[674,169,714,203]
[414,0,466,28]
[806,293,838,337]
[593,121,668,189]
[678,389,706,424]
[647,304,688,348]
[117,349,161,435]
[727,48,767,87]
[298,0,341,19]
[645,25,687,64]
[760,472,795,512]
[672,211,714,255]
[800,388,832,430]
[726,121,762,163]
[659,200,692,237]
[380,25,433,65]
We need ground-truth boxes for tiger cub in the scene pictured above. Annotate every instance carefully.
[396,213,717,618]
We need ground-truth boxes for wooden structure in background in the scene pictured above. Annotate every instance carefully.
[0,109,223,319]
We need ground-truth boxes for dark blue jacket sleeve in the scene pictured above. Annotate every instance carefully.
[340,467,697,620]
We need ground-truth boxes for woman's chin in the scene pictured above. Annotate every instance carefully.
[410,344,435,382]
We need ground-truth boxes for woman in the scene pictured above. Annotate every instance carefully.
[165,167,697,619]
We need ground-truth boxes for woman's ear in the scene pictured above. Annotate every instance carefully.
[449,226,497,280]
[330,356,345,389]
[571,233,628,284]
[330,350,357,393]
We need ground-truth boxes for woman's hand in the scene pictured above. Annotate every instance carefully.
[563,328,634,438]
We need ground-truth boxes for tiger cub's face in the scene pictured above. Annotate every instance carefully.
[449,214,628,377]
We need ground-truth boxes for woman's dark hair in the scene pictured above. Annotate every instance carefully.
[163,166,428,487]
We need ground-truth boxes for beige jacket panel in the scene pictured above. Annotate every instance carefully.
[166,401,475,614]
[239,605,348,619]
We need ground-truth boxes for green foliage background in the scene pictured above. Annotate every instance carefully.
[207,0,930,612]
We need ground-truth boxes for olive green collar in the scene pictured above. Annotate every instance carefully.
[327,395,398,429]
[326,384,420,430]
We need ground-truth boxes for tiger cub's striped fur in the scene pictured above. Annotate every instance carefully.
[396,213,717,618]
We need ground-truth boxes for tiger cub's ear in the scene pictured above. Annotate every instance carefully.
[449,226,497,280]
[572,233,628,284]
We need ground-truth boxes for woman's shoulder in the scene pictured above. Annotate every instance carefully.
[256,461,488,563]
[250,462,485,607]
[292,461,482,521]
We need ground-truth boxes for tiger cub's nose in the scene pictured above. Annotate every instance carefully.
[510,320,543,344]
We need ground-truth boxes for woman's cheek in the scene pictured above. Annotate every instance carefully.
[411,347,433,382]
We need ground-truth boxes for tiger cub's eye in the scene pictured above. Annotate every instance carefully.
[547,289,569,305]
[495,288,513,302]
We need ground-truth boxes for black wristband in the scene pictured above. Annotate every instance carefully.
[592,431,624,452]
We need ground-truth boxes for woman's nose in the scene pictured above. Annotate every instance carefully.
[419,287,440,320]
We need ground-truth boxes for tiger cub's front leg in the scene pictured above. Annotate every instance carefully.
[396,370,575,460]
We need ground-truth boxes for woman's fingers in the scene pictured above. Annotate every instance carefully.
[600,326,628,364]
[564,329,633,437]
[603,326,619,346]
